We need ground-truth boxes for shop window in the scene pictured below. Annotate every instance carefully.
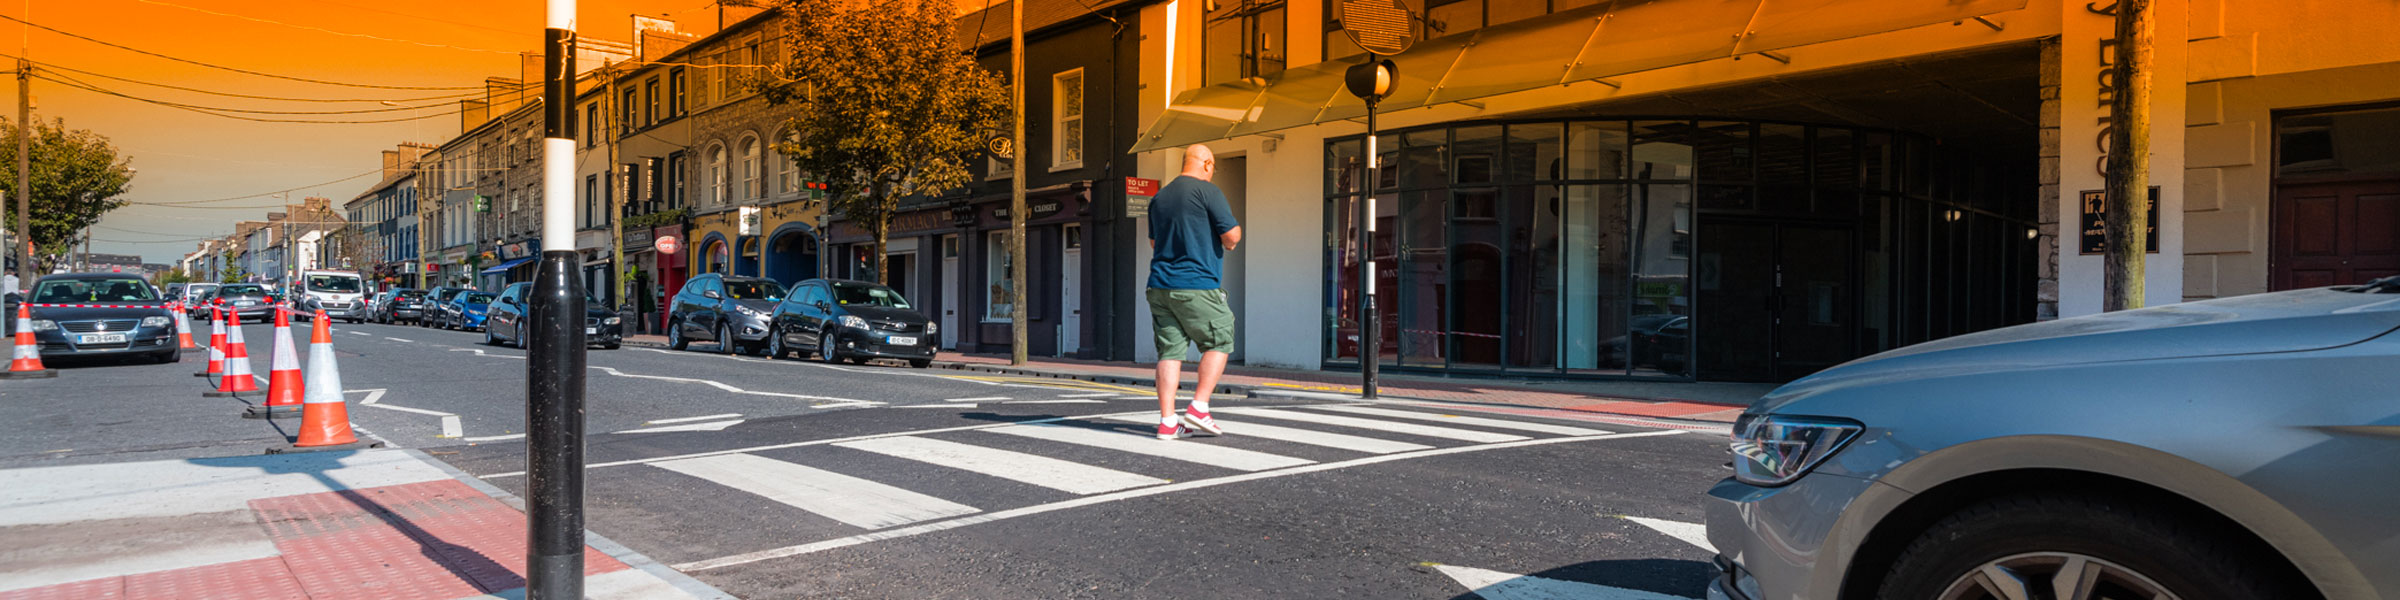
[984,231,1014,322]
[2276,105,2400,178]
[1205,0,1287,87]
[1064,223,1082,250]
[1053,69,1085,170]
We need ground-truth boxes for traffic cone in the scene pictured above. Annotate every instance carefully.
[272,308,379,453]
[194,306,225,377]
[204,311,260,398]
[172,302,198,352]
[2,303,55,379]
[244,308,305,419]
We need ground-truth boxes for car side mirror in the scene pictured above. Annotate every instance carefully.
[703,290,721,300]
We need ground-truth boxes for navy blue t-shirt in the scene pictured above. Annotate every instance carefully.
[1146,175,1239,290]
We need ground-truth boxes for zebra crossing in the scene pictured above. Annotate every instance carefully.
[580,402,1687,571]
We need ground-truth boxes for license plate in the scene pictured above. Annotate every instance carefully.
[236,300,254,306]
[584,327,597,335]
[77,333,127,344]
[886,336,917,346]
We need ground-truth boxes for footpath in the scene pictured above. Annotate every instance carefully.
[623,335,1767,425]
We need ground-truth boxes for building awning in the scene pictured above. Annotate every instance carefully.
[1129,0,2028,153]
[480,256,536,274]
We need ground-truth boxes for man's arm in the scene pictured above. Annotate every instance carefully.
[1219,226,1242,251]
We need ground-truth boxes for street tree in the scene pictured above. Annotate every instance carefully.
[0,117,135,272]
[760,0,1007,286]
[218,246,245,283]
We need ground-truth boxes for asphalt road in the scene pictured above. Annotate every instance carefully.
[2,317,1736,600]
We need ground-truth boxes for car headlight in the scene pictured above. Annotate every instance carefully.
[925,321,938,334]
[141,316,172,328]
[468,309,485,316]
[838,315,868,330]
[30,319,56,331]
[604,316,621,325]
[1730,414,1862,487]
[735,305,767,318]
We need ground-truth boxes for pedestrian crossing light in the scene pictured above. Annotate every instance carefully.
[804,180,829,200]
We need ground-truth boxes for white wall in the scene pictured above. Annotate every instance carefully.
[2057,0,2188,315]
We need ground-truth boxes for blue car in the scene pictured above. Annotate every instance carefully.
[444,291,495,331]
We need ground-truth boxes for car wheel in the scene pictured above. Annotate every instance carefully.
[818,329,840,364]
[1876,493,2304,600]
[484,327,498,346]
[667,319,689,351]
[152,350,179,364]
[601,342,620,350]
[907,358,931,369]
[716,323,736,355]
[767,332,788,360]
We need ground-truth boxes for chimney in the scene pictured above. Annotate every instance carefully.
[382,150,401,180]
[485,77,523,115]
[460,98,490,130]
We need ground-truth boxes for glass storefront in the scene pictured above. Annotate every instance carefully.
[1324,118,2036,381]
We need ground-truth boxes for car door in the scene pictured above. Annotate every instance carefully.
[680,275,719,340]
[493,285,523,340]
[772,285,808,347]
[791,283,825,346]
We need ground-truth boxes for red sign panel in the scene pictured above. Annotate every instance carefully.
[655,235,682,255]
[1125,177,1160,198]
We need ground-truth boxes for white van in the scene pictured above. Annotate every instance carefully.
[296,270,368,322]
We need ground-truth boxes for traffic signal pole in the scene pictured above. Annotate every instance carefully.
[527,1,588,598]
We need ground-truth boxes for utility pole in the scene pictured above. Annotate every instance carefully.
[2103,0,2153,312]
[526,1,587,597]
[606,62,625,316]
[15,57,30,284]
[1008,0,1027,366]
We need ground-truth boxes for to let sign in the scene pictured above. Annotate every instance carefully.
[1125,177,1159,218]
[2079,187,2160,255]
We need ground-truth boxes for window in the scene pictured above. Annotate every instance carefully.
[1064,222,1082,249]
[739,135,761,200]
[707,144,727,206]
[584,103,599,147]
[665,152,686,210]
[984,231,1014,321]
[644,77,660,125]
[777,131,799,194]
[669,68,686,116]
[583,174,599,228]
[1205,0,1287,86]
[715,51,733,99]
[692,58,711,107]
[1052,69,1085,170]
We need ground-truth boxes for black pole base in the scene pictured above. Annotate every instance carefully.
[265,440,384,454]
[179,346,202,353]
[193,370,214,377]
[526,553,583,599]
[0,369,55,379]
[241,404,303,419]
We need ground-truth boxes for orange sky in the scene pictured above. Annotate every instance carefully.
[14,0,740,264]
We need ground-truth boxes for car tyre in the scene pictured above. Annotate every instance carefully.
[907,358,931,369]
[818,329,840,364]
[716,323,736,355]
[667,318,689,351]
[1875,493,2304,600]
[600,342,620,350]
[484,327,499,346]
[151,349,179,364]
[767,331,789,360]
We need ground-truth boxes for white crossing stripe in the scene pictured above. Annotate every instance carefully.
[1303,405,1612,436]
[986,423,1314,471]
[1100,415,1431,454]
[1623,516,1713,552]
[651,453,978,530]
[835,436,1167,494]
[1216,408,1529,443]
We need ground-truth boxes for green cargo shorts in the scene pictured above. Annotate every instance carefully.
[1147,288,1235,361]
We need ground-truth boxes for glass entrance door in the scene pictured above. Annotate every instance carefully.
[1697,219,1857,381]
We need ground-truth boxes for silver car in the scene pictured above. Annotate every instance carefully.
[1705,279,2400,600]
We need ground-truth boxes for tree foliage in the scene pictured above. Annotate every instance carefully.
[0,117,134,268]
[762,0,1007,284]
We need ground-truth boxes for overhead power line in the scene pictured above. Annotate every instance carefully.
[120,0,520,55]
[0,13,485,90]
[127,168,384,206]
[40,70,456,115]
[38,73,479,123]
[0,51,520,104]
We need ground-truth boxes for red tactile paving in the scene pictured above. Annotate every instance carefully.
[1565,400,1739,418]
[121,557,307,600]
[0,577,124,600]
[250,479,625,599]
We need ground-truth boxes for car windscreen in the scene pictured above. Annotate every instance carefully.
[829,283,911,309]
[306,274,362,293]
[219,284,268,297]
[397,290,427,300]
[725,280,785,300]
[33,278,159,302]
[460,293,495,305]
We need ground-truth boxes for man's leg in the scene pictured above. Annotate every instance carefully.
[1193,350,1228,409]
[1155,358,1183,421]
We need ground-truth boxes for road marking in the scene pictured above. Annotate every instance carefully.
[592,366,879,408]
[943,396,1011,402]
[464,433,525,442]
[1623,516,1712,552]
[349,388,387,405]
[674,430,1685,571]
[440,415,462,438]
[895,403,979,409]
[362,403,450,417]
[1099,415,1432,454]
[617,419,746,433]
[651,453,979,530]
[349,388,463,438]
[1432,563,1695,600]
[1217,408,1531,443]
[384,337,414,343]
[1304,405,1614,436]
[349,331,371,336]
[1056,392,1119,398]
[446,348,525,360]
[477,412,1165,479]
[1006,399,1106,404]
[835,436,1167,494]
[986,423,1314,471]
[644,413,744,425]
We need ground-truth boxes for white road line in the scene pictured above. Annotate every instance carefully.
[439,415,462,438]
[616,419,746,433]
[1056,392,1119,398]
[1304,405,1614,437]
[447,348,525,360]
[674,430,1685,571]
[480,412,1168,479]
[349,389,387,405]
[1217,408,1530,443]
[986,423,1314,471]
[348,389,462,438]
[645,413,744,425]
[591,366,880,408]
[463,433,525,442]
[651,453,979,530]
[835,436,1167,495]
[362,403,451,417]
[895,404,978,409]
[943,396,1011,402]
[1434,564,1695,600]
[1623,516,1713,553]
[384,337,414,343]
[1004,399,1106,404]
[1099,415,1432,454]
[349,331,371,336]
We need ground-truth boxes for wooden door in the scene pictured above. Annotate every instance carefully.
[2274,180,2400,289]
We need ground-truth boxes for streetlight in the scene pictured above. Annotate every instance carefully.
[1339,0,1412,399]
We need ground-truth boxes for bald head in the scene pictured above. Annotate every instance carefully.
[1180,144,1217,181]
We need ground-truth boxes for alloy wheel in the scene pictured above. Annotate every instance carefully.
[1938,552,2180,600]
[768,331,787,359]
[717,323,736,355]
[819,329,839,364]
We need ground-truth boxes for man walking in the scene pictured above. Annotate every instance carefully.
[1147,145,1241,440]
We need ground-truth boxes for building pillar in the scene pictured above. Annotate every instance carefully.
[2055,0,2188,316]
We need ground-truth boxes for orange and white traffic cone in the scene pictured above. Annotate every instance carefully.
[2,303,55,379]
[172,302,198,352]
[204,311,260,398]
[272,308,379,453]
[244,308,305,419]
[194,306,225,377]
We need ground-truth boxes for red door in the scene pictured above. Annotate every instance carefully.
[2273,180,2400,289]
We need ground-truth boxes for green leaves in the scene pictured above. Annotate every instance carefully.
[766,0,1007,218]
[0,117,134,263]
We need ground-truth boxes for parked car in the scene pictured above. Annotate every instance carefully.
[178,283,220,318]
[664,273,785,354]
[373,288,430,324]
[164,283,185,302]
[1703,278,2400,600]
[481,282,623,350]
[765,278,936,368]
[442,291,495,331]
[20,273,179,363]
[420,287,474,328]
[209,283,278,321]
[292,270,368,322]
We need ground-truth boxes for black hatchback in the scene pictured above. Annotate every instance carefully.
[765,278,936,367]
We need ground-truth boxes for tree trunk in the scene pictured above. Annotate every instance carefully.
[871,196,889,287]
[2103,0,2153,312]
